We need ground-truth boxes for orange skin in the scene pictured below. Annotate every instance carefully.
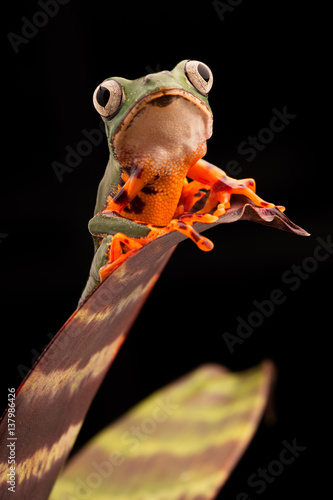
[98,158,277,281]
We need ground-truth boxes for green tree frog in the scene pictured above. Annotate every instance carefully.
[79,60,276,303]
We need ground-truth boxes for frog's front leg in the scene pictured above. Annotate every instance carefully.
[102,167,145,215]
[187,159,276,216]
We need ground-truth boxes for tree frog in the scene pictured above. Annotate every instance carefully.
[79,60,276,303]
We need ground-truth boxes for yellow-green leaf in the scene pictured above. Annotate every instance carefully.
[50,361,275,500]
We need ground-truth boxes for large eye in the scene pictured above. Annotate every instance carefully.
[185,60,213,96]
[93,79,124,119]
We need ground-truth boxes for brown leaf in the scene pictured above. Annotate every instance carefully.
[0,197,307,500]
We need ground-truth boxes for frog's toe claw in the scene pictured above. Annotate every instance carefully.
[277,205,286,213]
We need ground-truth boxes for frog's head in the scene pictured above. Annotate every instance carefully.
[92,60,214,174]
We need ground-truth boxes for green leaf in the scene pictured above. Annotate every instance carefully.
[50,361,275,500]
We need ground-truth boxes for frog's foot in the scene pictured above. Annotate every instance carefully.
[163,213,218,251]
[99,233,143,281]
[187,159,277,214]
[98,212,218,282]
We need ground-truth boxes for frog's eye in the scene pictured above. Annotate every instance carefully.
[185,61,213,96]
[93,79,124,119]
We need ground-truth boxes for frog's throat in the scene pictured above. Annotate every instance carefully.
[111,87,213,177]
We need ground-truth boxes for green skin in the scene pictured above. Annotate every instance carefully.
[79,60,212,304]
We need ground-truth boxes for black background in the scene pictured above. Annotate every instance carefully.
[1,1,329,498]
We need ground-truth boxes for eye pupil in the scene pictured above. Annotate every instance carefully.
[96,86,110,107]
[197,63,210,82]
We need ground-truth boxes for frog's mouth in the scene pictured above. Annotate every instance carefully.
[112,88,213,175]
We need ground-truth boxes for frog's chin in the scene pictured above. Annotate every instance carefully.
[112,88,213,176]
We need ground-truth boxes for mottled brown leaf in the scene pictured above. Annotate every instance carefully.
[0,197,307,500]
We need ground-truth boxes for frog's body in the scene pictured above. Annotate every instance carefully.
[79,61,276,304]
